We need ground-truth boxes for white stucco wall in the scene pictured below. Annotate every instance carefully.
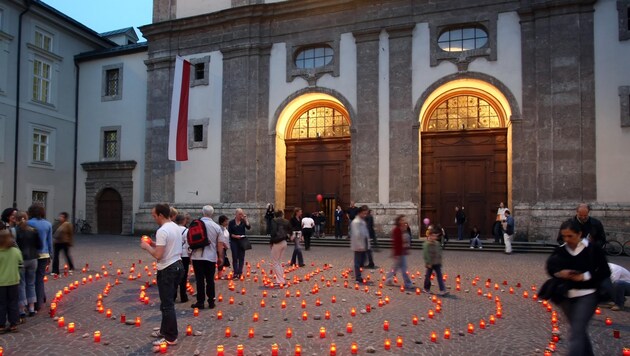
[76,51,147,222]
[173,51,223,204]
[594,0,630,203]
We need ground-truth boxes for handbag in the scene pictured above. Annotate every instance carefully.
[238,236,252,250]
[538,277,568,304]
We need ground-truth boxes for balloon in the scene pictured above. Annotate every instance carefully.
[423,218,430,226]
[316,194,323,202]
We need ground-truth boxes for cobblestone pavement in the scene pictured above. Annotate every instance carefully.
[1,234,629,356]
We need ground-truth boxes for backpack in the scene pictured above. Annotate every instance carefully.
[187,219,210,250]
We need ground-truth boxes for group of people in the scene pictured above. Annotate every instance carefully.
[0,205,75,334]
[140,204,256,347]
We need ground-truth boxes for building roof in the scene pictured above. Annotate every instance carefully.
[100,27,140,42]
[75,42,148,62]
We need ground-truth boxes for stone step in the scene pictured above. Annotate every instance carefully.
[245,235,558,254]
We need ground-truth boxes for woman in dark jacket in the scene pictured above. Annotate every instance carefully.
[15,211,42,317]
[264,204,275,236]
[546,219,610,356]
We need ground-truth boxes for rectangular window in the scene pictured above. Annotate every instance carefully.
[32,130,49,162]
[33,59,51,103]
[193,125,203,142]
[103,130,118,159]
[34,29,53,52]
[105,68,119,96]
[32,191,47,208]
[194,63,205,80]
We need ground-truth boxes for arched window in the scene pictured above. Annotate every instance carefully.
[295,45,334,69]
[288,104,350,139]
[438,26,488,52]
[426,94,502,131]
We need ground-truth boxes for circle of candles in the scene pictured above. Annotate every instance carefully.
[135,316,141,327]
[286,327,293,338]
[225,327,231,337]
[383,320,390,331]
[94,330,101,342]
[384,338,391,350]
[68,322,75,333]
[444,328,451,339]
[396,335,403,347]
[319,327,326,338]
[58,316,65,327]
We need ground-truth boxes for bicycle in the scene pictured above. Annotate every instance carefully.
[623,240,630,257]
[602,239,623,256]
[74,219,92,234]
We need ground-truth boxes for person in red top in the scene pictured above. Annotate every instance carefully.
[384,215,413,289]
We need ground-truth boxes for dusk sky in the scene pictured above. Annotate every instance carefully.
[42,0,153,41]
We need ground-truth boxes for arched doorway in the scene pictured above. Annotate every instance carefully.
[283,100,351,234]
[420,87,509,238]
[97,188,123,234]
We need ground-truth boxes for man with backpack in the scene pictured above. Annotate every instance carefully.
[269,210,290,286]
[189,205,224,310]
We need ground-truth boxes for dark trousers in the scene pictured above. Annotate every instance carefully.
[365,249,375,267]
[0,284,19,327]
[457,224,464,240]
[157,260,184,342]
[613,281,630,308]
[192,259,216,305]
[560,293,598,356]
[302,228,313,250]
[335,221,342,238]
[424,264,446,292]
[229,239,246,276]
[177,257,190,301]
[35,258,48,310]
[354,251,366,282]
[52,242,74,274]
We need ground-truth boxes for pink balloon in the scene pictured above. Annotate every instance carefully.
[423,218,430,226]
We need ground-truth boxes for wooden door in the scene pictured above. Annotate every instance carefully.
[421,129,507,238]
[97,188,122,235]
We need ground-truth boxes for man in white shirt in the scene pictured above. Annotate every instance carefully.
[609,263,630,311]
[140,203,184,347]
[301,213,315,250]
[190,205,224,310]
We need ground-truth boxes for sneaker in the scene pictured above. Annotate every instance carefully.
[479,247,483,249]
[611,305,622,311]
[190,302,205,309]
[423,289,431,294]
[151,331,164,338]
[438,290,450,296]
[385,280,395,287]
[470,246,474,249]
[208,302,216,309]
[152,338,177,346]
[366,265,377,269]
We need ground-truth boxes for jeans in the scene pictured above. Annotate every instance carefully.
[613,280,630,308]
[157,260,184,342]
[470,237,483,248]
[177,257,190,302]
[19,259,37,308]
[386,255,413,288]
[353,251,366,282]
[52,242,74,274]
[229,239,246,276]
[191,259,216,306]
[270,240,287,284]
[424,264,446,292]
[504,233,513,253]
[290,238,304,266]
[35,258,49,310]
[0,285,20,327]
[560,293,598,356]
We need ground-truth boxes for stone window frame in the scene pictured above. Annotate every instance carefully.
[28,123,55,169]
[286,39,340,85]
[101,63,123,101]
[620,86,630,127]
[189,56,210,87]
[619,0,630,41]
[100,125,121,161]
[188,117,209,149]
[430,17,497,70]
[34,27,54,52]
[32,190,48,208]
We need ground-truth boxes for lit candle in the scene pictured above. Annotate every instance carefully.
[595,307,601,315]
[272,343,279,356]
[383,320,390,331]
[302,311,308,320]
[217,310,223,320]
[480,319,486,329]
[351,307,356,316]
[467,323,474,333]
[301,300,306,308]
[431,331,438,342]
[253,312,259,322]
[58,316,65,327]
[436,304,442,313]
[329,343,337,356]
[94,330,101,343]
[68,322,75,333]
[444,328,451,339]
[286,327,293,338]
[98,305,104,314]
[104,308,112,318]
[319,327,326,338]
[229,297,235,305]
[248,327,255,338]
[428,309,434,319]
[385,296,390,304]
[194,308,199,317]
[523,291,529,298]
[605,317,612,326]
[412,315,419,325]
[351,342,358,355]
[281,300,287,309]
[295,344,302,356]
[396,335,403,347]
[456,284,461,291]
[509,287,514,294]
[135,316,141,327]
[260,299,265,307]
[296,290,301,297]
[489,315,496,324]
[316,298,321,306]
[384,338,391,350]
[325,310,331,320]
[218,294,223,302]
[237,344,244,356]
[624,348,630,356]
[186,324,192,336]
[217,345,225,356]
[346,323,353,333]
[225,327,231,337]
[159,341,167,354]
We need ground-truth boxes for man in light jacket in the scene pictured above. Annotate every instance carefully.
[350,205,370,283]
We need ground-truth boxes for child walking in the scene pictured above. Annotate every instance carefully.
[423,225,448,296]
[0,228,24,333]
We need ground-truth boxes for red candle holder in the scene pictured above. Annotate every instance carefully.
[605,317,612,326]
[120,314,126,323]
[236,344,244,356]
[94,330,101,343]
[428,309,434,319]
[68,322,75,333]
[350,307,356,317]
[366,304,371,312]
[286,327,293,338]
[302,311,308,320]
[431,331,438,342]
[295,344,302,356]
[216,345,224,356]
[444,328,451,339]
[412,315,419,325]
[351,342,358,355]
[467,323,474,333]
[186,324,192,336]
[159,341,167,354]
[384,338,391,350]
[194,308,199,317]
[135,316,141,327]
[248,327,255,338]
[325,310,331,320]
[614,329,620,339]
[225,327,231,338]
[396,336,403,348]
[217,310,223,320]
[253,312,259,322]
[329,343,337,356]
[480,319,486,329]
[319,327,326,338]
[383,320,390,331]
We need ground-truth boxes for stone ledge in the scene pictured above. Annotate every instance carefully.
[81,160,137,171]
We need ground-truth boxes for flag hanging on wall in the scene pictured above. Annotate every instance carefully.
[168,56,191,161]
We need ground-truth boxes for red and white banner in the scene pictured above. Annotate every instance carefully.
[168,56,191,161]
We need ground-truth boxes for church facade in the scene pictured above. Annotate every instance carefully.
[74,0,630,240]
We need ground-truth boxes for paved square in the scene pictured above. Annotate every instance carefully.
[1,235,628,355]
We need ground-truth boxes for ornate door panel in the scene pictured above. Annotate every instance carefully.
[97,188,123,235]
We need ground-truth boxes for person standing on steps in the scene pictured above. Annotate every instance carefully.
[502,210,515,254]
[334,206,344,239]
[455,206,466,240]
[301,213,315,251]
